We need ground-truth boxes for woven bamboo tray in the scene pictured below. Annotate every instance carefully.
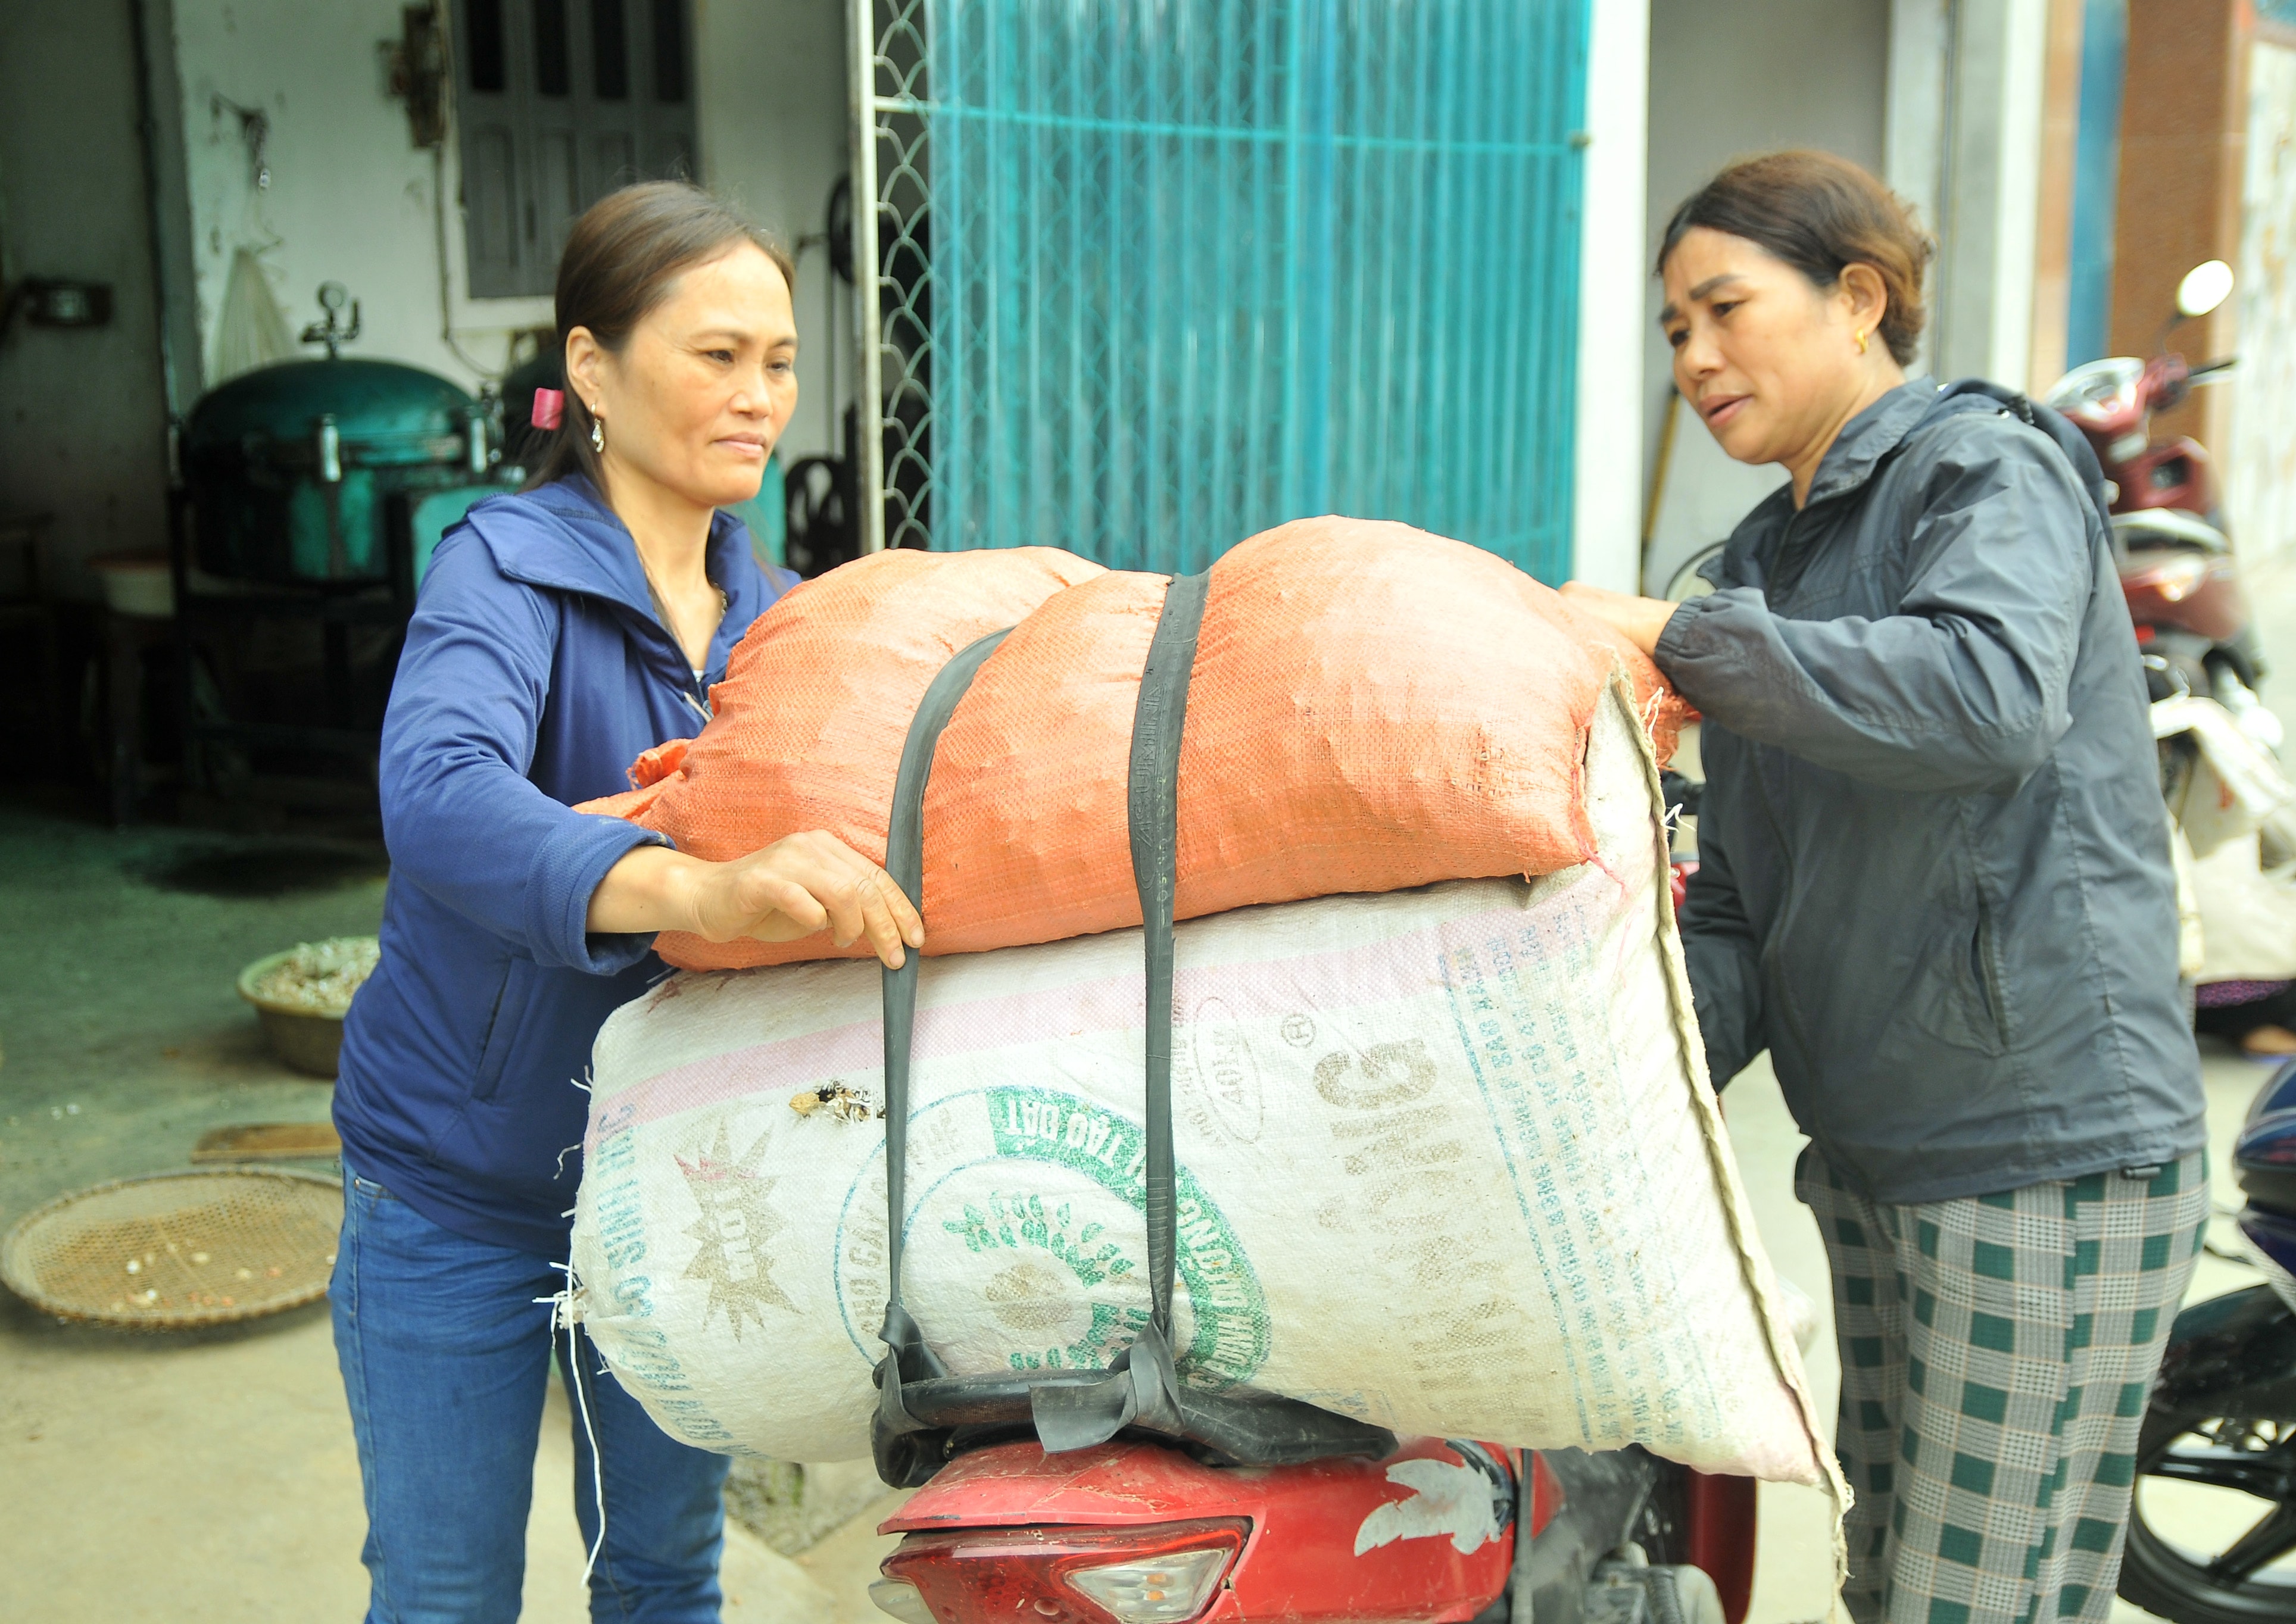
[1,1168,342,1329]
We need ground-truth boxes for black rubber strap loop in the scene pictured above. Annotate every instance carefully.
[876,627,1012,1416]
[1027,570,1209,1453]
[1128,571,1208,1339]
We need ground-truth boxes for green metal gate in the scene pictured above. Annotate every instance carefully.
[851,0,1588,580]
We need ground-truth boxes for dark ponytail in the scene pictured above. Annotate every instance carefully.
[527,181,796,491]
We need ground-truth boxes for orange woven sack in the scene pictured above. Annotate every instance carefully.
[581,540,1105,845]
[584,518,1681,970]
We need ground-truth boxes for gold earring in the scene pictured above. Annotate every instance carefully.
[1855,329,1869,355]
[590,413,606,452]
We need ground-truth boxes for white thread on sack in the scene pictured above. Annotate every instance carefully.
[541,1266,608,1588]
[557,1071,594,1179]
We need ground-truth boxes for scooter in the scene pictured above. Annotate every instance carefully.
[867,858,1760,1624]
[2119,1060,2296,1622]
[2041,261,2275,748]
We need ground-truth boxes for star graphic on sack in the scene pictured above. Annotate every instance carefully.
[676,1119,794,1338]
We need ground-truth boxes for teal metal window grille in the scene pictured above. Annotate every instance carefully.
[853,0,1588,581]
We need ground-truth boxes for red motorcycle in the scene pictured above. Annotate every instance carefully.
[2041,260,2274,744]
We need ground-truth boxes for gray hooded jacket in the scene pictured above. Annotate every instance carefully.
[1655,379,2205,1204]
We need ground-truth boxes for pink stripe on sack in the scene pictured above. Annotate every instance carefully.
[590,885,1614,1146]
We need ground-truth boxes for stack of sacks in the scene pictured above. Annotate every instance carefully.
[582,517,1685,967]
[567,676,1839,1495]
[563,519,1843,1506]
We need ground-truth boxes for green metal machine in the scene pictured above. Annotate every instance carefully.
[156,284,516,824]
[184,353,495,585]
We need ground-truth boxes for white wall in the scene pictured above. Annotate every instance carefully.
[1885,0,1951,371]
[694,0,856,462]
[1572,0,1651,590]
[167,0,852,458]
[174,0,531,391]
[1639,0,1892,592]
[1895,0,2051,386]
[2230,40,2296,563]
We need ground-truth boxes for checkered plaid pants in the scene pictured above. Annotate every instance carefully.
[1798,1150,2207,1624]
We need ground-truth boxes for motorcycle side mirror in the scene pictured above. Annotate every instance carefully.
[2145,353,2192,413]
[2177,260,2234,320]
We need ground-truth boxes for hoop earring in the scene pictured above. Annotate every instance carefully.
[590,414,606,452]
[1855,329,1869,355]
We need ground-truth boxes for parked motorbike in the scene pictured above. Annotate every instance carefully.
[2120,1061,2296,1621]
[2041,260,2275,748]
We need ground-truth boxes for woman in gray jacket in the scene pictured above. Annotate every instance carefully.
[1565,151,2208,1624]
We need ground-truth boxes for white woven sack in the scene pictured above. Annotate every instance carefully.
[569,679,1840,1494]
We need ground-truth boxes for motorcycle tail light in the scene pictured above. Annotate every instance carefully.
[871,1578,939,1624]
[882,1518,1248,1624]
[1066,1545,1232,1623]
[2130,550,2212,603]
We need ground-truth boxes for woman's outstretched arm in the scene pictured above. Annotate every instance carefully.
[588,833,923,967]
[1570,422,2095,797]
[383,535,919,974]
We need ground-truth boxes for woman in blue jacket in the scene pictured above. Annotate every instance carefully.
[330,182,921,1622]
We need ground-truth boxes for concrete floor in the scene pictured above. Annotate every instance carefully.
[6,555,2296,1621]
[0,804,910,1620]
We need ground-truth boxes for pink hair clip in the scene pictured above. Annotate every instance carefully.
[531,387,564,430]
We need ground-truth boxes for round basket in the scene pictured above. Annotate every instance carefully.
[237,946,362,1077]
[1,1168,342,1329]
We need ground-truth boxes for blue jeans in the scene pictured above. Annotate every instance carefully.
[331,1169,731,1623]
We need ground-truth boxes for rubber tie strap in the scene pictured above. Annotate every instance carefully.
[1024,571,1207,1456]
[876,627,1013,1414]
[1127,573,1208,1360]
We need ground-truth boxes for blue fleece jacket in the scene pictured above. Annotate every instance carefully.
[333,476,796,1257]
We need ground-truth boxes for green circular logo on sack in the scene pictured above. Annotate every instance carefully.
[831,1086,1269,1390]
[975,1087,1269,1389]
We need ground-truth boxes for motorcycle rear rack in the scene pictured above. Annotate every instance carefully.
[873,1367,1397,1485]
[868,576,1397,1489]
